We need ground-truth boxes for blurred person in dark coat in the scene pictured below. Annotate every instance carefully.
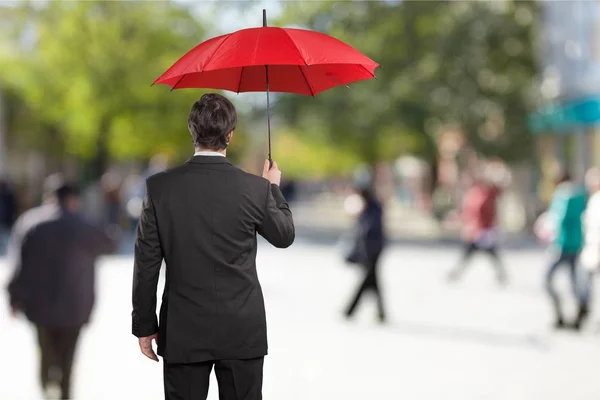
[344,187,387,323]
[0,178,18,253]
[132,93,295,400]
[6,177,116,399]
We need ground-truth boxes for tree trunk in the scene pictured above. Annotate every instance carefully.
[91,118,110,181]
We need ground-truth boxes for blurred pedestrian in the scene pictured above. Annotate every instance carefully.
[0,178,18,252]
[576,167,600,330]
[122,169,145,233]
[132,93,294,400]
[544,169,586,329]
[6,176,116,399]
[100,170,122,226]
[447,174,507,284]
[280,179,297,203]
[344,187,387,323]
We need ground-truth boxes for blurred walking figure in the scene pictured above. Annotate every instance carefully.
[344,187,386,323]
[544,169,586,329]
[0,178,18,253]
[5,176,116,399]
[447,174,507,284]
[576,168,600,329]
[100,170,122,226]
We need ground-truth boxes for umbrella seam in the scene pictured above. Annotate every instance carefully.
[202,34,236,72]
[170,35,233,90]
[281,29,309,67]
[282,29,315,96]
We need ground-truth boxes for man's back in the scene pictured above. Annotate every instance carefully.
[133,156,295,364]
[8,204,114,327]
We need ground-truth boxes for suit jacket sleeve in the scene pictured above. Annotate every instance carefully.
[132,181,163,337]
[257,182,295,248]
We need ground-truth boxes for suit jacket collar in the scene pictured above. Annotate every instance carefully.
[186,155,232,166]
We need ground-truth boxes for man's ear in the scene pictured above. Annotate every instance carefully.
[227,131,234,144]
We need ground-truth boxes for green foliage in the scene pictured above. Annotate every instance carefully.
[0,1,248,173]
[273,126,360,179]
[276,0,539,166]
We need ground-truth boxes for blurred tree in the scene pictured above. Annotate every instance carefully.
[276,0,538,175]
[273,127,360,179]
[0,1,248,178]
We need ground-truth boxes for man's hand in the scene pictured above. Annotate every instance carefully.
[262,159,281,186]
[138,333,159,362]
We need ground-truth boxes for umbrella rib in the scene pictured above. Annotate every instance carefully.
[357,64,376,78]
[171,74,187,91]
[201,34,235,74]
[237,66,245,94]
[170,34,234,91]
[298,65,315,97]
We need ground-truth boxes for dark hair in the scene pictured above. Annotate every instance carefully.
[358,187,376,204]
[56,183,81,204]
[43,174,80,204]
[188,93,237,150]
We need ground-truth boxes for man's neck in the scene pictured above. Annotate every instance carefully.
[194,148,226,156]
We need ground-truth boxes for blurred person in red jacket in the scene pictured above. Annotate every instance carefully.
[447,170,508,285]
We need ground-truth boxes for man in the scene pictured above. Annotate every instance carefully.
[447,174,507,284]
[545,169,586,328]
[132,93,295,400]
[6,178,116,399]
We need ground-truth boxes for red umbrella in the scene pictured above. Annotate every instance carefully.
[154,10,379,162]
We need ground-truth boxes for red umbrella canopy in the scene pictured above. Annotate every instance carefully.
[154,26,379,96]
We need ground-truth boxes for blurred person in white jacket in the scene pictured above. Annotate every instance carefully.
[577,167,600,329]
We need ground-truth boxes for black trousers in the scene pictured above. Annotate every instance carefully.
[449,241,507,282]
[36,325,81,399]
[545,251,579,322]
[164,357,264,400]
[345,254,385,321]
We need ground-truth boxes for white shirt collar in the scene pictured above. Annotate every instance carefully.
[194,151,225,157]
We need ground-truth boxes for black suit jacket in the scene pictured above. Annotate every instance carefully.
[7,204,115,327]
[132,156,295,363]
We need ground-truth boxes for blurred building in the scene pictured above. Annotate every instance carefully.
[530,0,600,183]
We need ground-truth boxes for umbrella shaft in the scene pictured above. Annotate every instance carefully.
[266,65,272,164]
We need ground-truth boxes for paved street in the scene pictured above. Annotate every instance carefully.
[1,239,600,399]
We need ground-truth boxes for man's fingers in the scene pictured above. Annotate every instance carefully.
[139,335,159,362]
[143,348,159,362]
[141,344,159,362]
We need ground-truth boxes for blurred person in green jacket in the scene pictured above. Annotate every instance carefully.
[545,169,587,329]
